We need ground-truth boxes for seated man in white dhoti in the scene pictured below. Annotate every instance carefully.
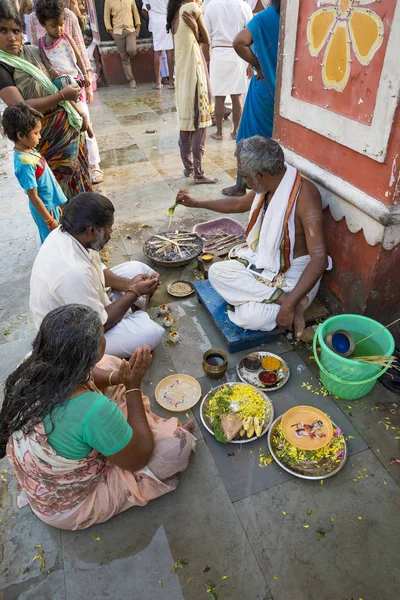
[29,192,164,358]
[176,136,331,340]
[204,0,252,140]
[142,0,174,89]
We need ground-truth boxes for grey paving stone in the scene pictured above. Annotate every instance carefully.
[61,440,269,600]
[100,143,148,169]
[0,475,62,596]
[234,449,400,600]
[0,335,36,388]
[193,352,367,502]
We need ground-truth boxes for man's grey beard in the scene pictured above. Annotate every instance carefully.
[87,229,108,251]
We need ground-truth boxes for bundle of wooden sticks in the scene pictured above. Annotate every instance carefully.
[201,231,246,257]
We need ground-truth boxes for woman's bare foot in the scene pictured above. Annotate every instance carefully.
[222,184,246,197]
[194,176,219,184]
[293,297,309,341]
[129,79,137,89]
[211,133,223,141]
[182,418,196,434]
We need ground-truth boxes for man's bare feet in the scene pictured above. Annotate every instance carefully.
[231,131,238,140]
[182,418,196,434]
[129,79,137,89]
[194,176,219,184]
[211,133,223,141]
[222,184,246,197]
[293,297,309,341]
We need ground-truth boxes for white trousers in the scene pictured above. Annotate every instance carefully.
[208,256,320,331]
[77,100,101,167]
[104,261,164,358]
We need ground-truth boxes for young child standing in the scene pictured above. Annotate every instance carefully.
[35,0,103,184]
[2,103,67,243]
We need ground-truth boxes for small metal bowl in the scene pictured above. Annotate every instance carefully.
[201,253,214,263]
[202,349,228,378]
[258,370,278,386]
[242,355,262,372]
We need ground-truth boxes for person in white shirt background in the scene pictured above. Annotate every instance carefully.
[203,0,252,141]
[142,0,174,89]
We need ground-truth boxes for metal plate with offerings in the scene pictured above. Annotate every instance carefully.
[167,280,195,298]
[237,352,290,391]
[143,231,203,267]
[155,374,202,412]
[200,382,274,444]
[268,413,347,480]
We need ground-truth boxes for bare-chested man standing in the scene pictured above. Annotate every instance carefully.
[176,136,330,340]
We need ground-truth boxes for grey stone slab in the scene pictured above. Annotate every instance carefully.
[0,335,36,388]
[234,449,400,600]
[5,570,66,600]
[119,111,161,125]
[100,143,148,169]
[333,381,400,485]
[0,473,63,595]
[0,233,39,286]
[61,440,269,600]
[162,297,292,380]
[193,353,367,502]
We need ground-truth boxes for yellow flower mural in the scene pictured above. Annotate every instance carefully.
[307,0,384,92]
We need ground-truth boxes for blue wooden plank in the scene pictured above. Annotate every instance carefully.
[194,280,280,353]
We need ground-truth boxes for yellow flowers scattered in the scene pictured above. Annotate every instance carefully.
[259,452,273,468]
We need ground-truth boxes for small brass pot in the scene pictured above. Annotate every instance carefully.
[202,348,228,378]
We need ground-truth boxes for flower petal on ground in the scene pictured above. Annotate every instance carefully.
[322,21,351,91]
[307,7,337,57]
[348,8,384,66]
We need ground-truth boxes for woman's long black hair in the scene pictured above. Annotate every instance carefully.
[166,0,184,34]
[0,305,103,458]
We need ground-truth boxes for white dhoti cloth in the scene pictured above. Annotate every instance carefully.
[150,12,174,51]
[209,256,321,331]
[210,47,247,96]
[208,163,332,331]
[104,261,164,357]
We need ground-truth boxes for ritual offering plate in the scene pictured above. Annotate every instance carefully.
[237,352,290,391]
[281,405,334,451]
[167,280,194,298]
[268,415,347,480]
[200,382,274,444]
[155,374,202,412]
[143,231,203,268]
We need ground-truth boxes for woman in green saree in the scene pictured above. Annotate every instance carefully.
[0,0,91,198]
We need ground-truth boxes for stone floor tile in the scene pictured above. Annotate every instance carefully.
[234,449,400,600]
[61,440,269,600]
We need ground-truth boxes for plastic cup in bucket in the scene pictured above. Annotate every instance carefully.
[317,314,394,382]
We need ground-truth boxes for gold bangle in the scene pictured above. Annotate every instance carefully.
[108,370,117,386]
[45,216,53,224]
[125,388,141,395]
[59,90,65,102]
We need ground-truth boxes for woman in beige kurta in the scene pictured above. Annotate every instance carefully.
[167,0,217,184]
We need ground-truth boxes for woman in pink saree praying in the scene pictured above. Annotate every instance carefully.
[0,304,195,530]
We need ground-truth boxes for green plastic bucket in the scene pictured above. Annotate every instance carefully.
[313,319,394,400]
[317,314,395,382]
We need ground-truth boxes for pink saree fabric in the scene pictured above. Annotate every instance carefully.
[7,355,195,530]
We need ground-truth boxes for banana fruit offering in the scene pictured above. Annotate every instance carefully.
[240,416,263,438]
